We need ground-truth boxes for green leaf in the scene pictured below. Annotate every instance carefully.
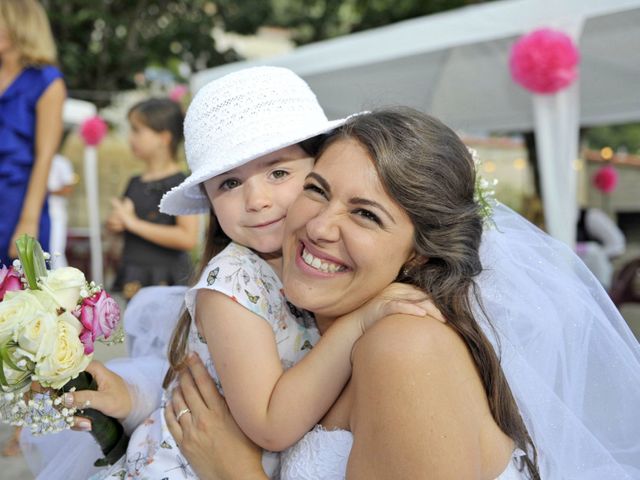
[31,241,48,283]
[16,235,37,289]
[0,343,20,372]
[15,234,47,290]
[0,352,7,388]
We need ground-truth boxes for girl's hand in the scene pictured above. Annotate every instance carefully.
[354,282,445,332]
[165,353,267,480]
[106,199,125,233]
[109,197,137,231]
[64,361,132,431]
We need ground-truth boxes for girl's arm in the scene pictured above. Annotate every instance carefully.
[198,286,427,452]
[111,197,199,251]
[346,314,493,479]
[9,78,65,258]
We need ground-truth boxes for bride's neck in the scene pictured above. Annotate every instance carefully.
[314,315,336,335]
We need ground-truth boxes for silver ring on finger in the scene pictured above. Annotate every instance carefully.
[176,408,191,422]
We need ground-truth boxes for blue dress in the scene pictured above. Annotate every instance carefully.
[0,65,63,264]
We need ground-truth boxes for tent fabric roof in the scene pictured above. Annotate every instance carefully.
[192,0,640,133]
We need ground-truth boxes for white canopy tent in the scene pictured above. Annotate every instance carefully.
[191,0,640,246]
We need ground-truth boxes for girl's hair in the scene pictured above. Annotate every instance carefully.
[0,0,57,65]
[128,98,184,159]
[162,137,321,388]
[320,107,540,479]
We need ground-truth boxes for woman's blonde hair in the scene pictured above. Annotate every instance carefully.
[0,0,57,66]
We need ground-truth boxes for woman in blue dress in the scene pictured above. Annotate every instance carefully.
[0,0,65,457]
[0,0,66,264]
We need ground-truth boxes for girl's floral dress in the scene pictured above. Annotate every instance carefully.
[92,242,320,479]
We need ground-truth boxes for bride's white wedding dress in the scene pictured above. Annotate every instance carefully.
[280,426,526,480]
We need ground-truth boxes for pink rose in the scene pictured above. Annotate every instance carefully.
[0,265,23,301]
[78,290,121,354]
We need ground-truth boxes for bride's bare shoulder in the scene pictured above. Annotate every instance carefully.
[352,313,464,370]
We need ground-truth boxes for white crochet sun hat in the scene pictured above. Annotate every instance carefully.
[159,66,352,215]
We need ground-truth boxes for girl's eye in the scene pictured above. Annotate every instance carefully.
[354,208,382,226]
[220,178,240,190]
[271,169,289,179]
[303,183,326,198]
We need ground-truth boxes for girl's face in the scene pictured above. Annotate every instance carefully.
[203,145,314,257]
[281,138,416,320]
[128,112,170,161]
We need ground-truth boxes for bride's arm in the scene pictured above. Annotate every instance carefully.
[346,314,484,479]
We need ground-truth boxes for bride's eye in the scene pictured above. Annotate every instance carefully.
[271,169,289,180]
[303,183,326,198]
[354,208,382,226]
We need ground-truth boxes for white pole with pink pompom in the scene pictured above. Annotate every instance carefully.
[509,25,582,248]
[79,117,108,285]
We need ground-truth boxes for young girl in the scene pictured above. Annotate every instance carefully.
[85,67,430,479]
[107,98,199,300]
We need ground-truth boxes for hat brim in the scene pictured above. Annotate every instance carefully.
[159,115,355,216]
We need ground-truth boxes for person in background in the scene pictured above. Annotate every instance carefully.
[576,206,626,290]
[107,98,198,300]
[0,0,65,262]
[0,0,65,457]
[48,128,76,269]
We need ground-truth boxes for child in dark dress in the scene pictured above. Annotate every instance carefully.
[107,98,199,300]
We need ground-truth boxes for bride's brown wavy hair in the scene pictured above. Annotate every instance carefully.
[320,107,540,479]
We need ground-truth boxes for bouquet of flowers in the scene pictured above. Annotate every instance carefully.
[0,235,128,465]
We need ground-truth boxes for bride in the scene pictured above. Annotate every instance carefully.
[23,101,640,479]
[166,108,640,479]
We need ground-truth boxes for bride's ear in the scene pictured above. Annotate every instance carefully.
[400,254,428,277]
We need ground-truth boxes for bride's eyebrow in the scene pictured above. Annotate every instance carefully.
[307,172,395,224]
[306,172,331,193]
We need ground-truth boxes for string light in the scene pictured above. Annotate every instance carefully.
[600,147,613,160]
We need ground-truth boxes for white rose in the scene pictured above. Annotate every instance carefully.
[0,291,44,344]
[27,290,59,313]
[39,267,87,312]
[16,310,57,361]
[35,312,91,389]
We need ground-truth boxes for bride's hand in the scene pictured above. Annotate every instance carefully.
[63,361,132,430]
[165,353,267,480]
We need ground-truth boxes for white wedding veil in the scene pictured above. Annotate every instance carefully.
[476,203,640,479]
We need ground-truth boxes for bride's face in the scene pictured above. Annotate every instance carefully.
[281,137,415,321]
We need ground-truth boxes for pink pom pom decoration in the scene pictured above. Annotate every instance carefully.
[80,116,108,146]
[169,84,189,102]
[509,28,580,94]
[592,165,619,194]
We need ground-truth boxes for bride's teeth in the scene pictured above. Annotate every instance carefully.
[302,247,343,273]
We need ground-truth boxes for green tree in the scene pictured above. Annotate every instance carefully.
[44,0,255,102]
[45,0,494,100]
[583,124,640,156]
